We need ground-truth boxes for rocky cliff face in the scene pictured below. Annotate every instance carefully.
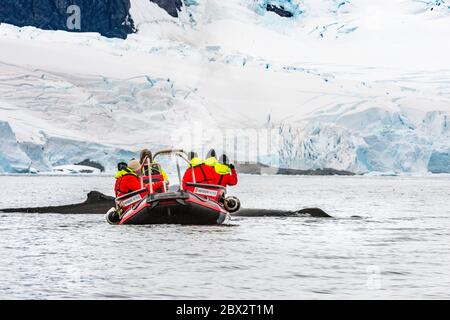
[0,1,289,38]
[0,0,185,39]
[150,0,183,17]
[0,0,136,38]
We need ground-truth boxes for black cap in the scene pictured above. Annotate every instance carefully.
[219,154,230,165]
[188,151,198,160]
[206,149,216,158]
[117,162,128,171]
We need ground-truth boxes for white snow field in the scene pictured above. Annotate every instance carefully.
[0,0,449,173]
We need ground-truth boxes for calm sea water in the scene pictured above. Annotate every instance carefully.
[0,174,449,299]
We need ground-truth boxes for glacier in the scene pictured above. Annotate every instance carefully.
[0,120,31,173]
[0,0,450,174]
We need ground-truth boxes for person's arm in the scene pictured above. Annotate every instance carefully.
[227,168,238,186]
[181,168,192,190]
[114,178,121,197]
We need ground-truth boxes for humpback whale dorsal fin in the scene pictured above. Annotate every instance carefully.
[296,208,333,218]
[86,191,115,203]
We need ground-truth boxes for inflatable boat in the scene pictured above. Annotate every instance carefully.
[106,150,238,225]
[116,190,229,225]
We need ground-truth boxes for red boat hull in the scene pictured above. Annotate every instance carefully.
[119,191,229,225]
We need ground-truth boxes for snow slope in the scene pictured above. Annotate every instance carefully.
[0,0,449,173]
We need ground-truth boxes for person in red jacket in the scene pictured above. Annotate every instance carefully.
[114,159,164,200]
[139,148,169,193]
[182,151,217,192]
[108,159,164,223]
[114,160,144,197]
[213,154,238,187]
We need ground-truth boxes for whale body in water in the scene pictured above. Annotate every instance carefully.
[0,191,332,218]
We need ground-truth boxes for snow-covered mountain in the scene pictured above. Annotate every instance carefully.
[0,0,449,174]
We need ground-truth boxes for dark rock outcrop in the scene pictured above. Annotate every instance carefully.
[75,159,105,172]
[0,0,136,39]
[150,0,183,17]
[266,4,294,18]
[236,162,356,176]
[276,167,356,176]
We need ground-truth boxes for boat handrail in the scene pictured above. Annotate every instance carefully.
[154,149,187,160]
[137,155,150,193]
[115,187,147,202]
[153,149,195,190]
[115,150,190,202]
[185,182,226,191]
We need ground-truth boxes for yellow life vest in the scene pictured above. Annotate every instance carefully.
[189,157,204,167]
[205,157,218,167]
[160,168,169,182]
[214,163,231,175]
[149,162,169,182]
[115,168,138,179]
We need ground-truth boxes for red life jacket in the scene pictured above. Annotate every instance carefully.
[213,168,238,187]
[114,173,143,197]
[115,174,168,212]
[182,164,216,192]
[114,173,147,212]
[142,175,165,193]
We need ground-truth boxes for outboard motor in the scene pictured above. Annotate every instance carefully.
[224,196,241,213]
[105,207,121,225]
